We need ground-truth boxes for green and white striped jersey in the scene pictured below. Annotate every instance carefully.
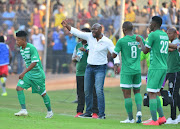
[20,43,45,80]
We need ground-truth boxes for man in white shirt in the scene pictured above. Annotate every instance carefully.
[31,27,45,64]
[61,20,119,119]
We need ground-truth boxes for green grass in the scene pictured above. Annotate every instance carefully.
[0,85,179,129]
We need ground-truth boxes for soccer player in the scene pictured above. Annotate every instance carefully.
[112,21,144,123]
[0,36,12,96]
[137,16,168,125]
[14,31,53,118]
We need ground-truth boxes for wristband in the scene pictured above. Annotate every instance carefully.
[85,49,88,52]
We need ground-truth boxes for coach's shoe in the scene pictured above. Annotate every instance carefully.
[136,111,142,123]
[92,113,98,119]
[143,120,159,126]
[45,111,53,118]
[165,118,178,124]
[120,118,135,123]
[1,92,7,96]
[74,112,83,118]
[14,109,28,116]
[158,116,166,125]
[176,114,180,123]
[98,115,106,119]
[78,113,92,118]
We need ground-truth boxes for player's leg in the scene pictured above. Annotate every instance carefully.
[0,65,8,96]
[144,70,160,125]
[15,77,31,116]
[41,92,53,118]
[32,78,53,118]
[120,74,134,123]
[0,76,7,96]
[132,73,142,123]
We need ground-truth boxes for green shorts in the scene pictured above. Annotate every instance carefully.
[120,73,141,89]
[147,69,167,93]
[17,75,46,95]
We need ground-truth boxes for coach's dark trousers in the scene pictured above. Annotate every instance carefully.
[166,72,180,120]
[76,76,98,114]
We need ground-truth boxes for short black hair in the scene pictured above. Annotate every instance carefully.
[123,21,133,31]
[81,28,91,32]
[16,31,27,38]
[0,36,4,42]
[152,16,162,27]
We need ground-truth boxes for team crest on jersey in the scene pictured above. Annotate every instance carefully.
[20,80,24,85]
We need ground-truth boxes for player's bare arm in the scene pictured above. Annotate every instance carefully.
[19,62,37,79]
[136,36,150,54]
[112,53,117,58]
[169,43,180,52]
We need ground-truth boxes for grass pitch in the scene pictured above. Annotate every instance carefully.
[0,85,179,129]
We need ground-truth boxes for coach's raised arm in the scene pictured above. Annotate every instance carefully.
[61,20,90,41]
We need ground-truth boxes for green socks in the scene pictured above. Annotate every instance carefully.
[17,90,26,109]
[43,94,52,111]
[125,98,133,120]
[135,93,142,112]
[150,99,157,121]
[157,96,164,117]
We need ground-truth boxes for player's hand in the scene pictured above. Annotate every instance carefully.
[79,47,86,51]
[136,36,142,42]
[19,73,25,80]
[61,20,68,27]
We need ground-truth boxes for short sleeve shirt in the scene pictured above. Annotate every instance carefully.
[146,30,169,70]
[20,43,45,80]
[114,34,145,75]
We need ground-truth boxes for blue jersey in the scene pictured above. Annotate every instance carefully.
[0,42,9,66]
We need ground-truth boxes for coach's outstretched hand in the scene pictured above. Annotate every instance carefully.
[61,20,71,31]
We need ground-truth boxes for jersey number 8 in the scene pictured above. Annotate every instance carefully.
[131,46,137,58]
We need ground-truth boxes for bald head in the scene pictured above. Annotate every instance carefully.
[167,27,177,33]
[92,23,102,29]
[167,27,177,42]
[91,23,102,38]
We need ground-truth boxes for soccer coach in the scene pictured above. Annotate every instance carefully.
[61,20,120,119]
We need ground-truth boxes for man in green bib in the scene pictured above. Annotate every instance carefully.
[14,31,53,118]
[164,28,180,124]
